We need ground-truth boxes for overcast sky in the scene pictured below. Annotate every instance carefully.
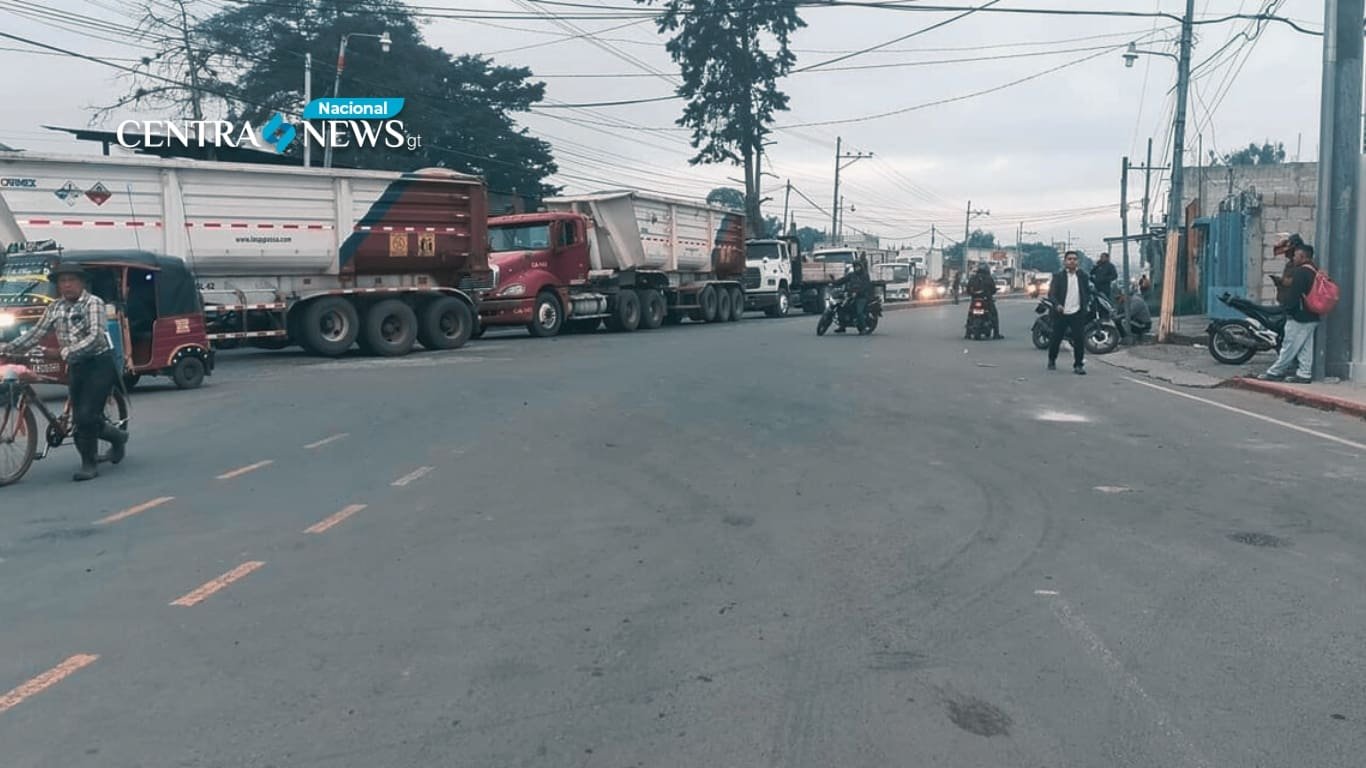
[0,0,1330,254]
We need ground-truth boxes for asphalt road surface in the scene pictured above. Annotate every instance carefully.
[3,300,1365,768]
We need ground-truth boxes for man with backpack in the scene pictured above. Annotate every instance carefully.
[1259,242,1325,383]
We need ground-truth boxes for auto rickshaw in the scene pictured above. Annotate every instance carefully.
[0,247,214,389]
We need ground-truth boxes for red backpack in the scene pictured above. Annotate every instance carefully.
[1303,265,1340,316]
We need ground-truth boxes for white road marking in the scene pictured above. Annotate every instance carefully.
[1036,410,1091,423]
[391,466,434,487]
[1033,589,1059,596]
[1093,486,1133,494]
[1042,592,1214,768]
[304,433,349,449]
[1125,377,1366,452]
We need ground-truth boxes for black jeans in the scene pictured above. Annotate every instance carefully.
[68,351,117,441]
[1048,311,1087,367]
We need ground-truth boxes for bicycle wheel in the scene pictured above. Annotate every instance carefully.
[0,394,38,487]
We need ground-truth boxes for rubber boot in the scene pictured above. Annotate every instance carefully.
[73,435,99,482]
[100,422,128,465]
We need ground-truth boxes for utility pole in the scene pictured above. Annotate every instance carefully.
[1157,0,1195,342]
[303,52,313,168]
[1313,0,1363,380]
[831,136,872,243]
[962,201,989,274]
[1142,137,1153,235]
[1121,156,1131,292]
[782,179,791,235]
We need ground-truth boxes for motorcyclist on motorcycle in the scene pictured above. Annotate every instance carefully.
[966,264,1003,339]
[831,258,873,334]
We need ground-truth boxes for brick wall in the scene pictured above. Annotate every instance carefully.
[1183,162,1318,302]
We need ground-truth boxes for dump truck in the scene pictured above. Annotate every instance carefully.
[0,151,491,357]
[477,190,746,336]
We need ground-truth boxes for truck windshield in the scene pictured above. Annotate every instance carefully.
[814,251,855,263]
[488,224,552,252]
[886,265,910,282]
[747,243,783,261]
[0,259,57,306]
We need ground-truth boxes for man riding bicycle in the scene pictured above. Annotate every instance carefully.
[0,261,128,481]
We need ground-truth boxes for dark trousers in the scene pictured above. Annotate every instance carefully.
[1048,311,1087,367]
[68,351,117,442]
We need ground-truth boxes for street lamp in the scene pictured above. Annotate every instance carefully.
[322,30,392,168]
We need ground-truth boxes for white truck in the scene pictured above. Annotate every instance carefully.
[0,151,491,357]
[741,237,797,317]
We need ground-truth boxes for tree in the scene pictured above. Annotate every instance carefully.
[706,187,746,211]
[1019,242,1060,273]
[792,226,824,254]
[943,229,997,268]
[1210,141,1287,167]
[641,0,805,238]
[96,0,222,121]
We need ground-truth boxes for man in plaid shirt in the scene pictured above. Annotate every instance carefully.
[0,261,128,481]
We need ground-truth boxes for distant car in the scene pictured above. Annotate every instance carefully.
[994,277,1010,293]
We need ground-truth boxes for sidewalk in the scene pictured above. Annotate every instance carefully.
[1095,339,1366,419]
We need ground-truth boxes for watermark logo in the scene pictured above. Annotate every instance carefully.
[261,113,297,154]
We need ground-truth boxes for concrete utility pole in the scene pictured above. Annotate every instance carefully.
[1157,0,1196,342]
[1121,156,1131,291]
[1142,137,1153,235]
[1313,0,1363,380]
[963,201,989,272]
[831,137,872,242]
[782,179,791,234]
[303,53,313,168]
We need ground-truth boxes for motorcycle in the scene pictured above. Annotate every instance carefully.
[1031,296,1121,355]
[964,295,994,340]
[1206,292,1286,364]
[816,287,882,336]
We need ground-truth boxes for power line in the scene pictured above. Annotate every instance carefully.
[795,0,1002,73]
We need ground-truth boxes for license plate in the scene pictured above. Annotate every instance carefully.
[972,309,985,315]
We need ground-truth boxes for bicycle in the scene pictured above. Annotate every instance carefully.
[0,352,130,487]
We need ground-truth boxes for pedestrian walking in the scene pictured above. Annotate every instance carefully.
[952,270,962,304]
[0,261,128,481]
[1047,250,1091,375]
[1259,242,1320,384]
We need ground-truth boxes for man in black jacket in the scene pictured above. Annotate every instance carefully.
[965,264,1003,339]
[1259,243,1320,383]
[1047,250,1091,374]
[831,258,872,333]
[1091,252,1118,298]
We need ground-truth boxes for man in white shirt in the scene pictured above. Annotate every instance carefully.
[1045,250,1091,374]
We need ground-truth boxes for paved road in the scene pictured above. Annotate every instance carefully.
[3,301,1364,768]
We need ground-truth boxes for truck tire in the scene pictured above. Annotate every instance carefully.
[696,286,718,323]
[639,289,666,329]
[765,287,791,318]
[713,287,732,323]
[300,297,360,357]
[606,290,641,332]
[527,291,564,338]
[362,299,418,356]
[728,287,745,321]
[419,296,474,350]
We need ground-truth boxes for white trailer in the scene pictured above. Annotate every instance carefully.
[0,152,491,356]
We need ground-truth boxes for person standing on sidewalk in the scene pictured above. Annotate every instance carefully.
[1259,243,1320,384]
[1091,252,1118,299]
[1047,250,1091,375]
[0,262,128,481]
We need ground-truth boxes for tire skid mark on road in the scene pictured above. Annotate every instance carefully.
[1040,591,1214,768]
[0,654,98,714]
[216,460,274,480]
[304,504,366,534]
[94,496,174,525]
[170,561,265,607]
[304,433,349,449]
[391,466,434,487]
[1126,377,1366,452]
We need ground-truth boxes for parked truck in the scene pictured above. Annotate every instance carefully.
[742,236,799,317]
[476,190,746,336]
[0,151,491,357]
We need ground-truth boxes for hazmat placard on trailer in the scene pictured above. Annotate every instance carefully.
[54,181,81,206]
[85,182,111,206]
[389,232,407,257]
[418,232,435,258]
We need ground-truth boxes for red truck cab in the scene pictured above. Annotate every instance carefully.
[479,211,589,336]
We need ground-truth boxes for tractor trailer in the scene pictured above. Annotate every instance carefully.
[477,190,747,336]
[0,152,491,357]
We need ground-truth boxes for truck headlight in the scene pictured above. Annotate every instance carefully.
[0,313,15,329]
[497,283,526,298]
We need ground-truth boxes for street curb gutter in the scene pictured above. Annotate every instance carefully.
[1224,378,1366,421]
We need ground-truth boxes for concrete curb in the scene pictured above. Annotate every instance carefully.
[1223,377,1366,420]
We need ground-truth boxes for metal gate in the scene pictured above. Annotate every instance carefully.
[1203,209,1246,320]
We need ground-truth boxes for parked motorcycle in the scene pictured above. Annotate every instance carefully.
[816,287,883,336]
[1030,296,1120,354]
[1206,292,1286,364]
[964,296,994,340]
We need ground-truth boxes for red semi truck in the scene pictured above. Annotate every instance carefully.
[476,191,747,336]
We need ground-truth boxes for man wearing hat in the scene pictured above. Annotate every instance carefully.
[0,261,128,481]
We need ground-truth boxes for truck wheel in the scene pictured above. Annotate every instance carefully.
[766,288,791,318]
[713,288,732,323]
[639,289,666,329]
[607,290,641,332]
[419,297,474,350]
[362,299,418,356]
[527,292,564,338]
[728,287,745,321]
[300,297,360,356]
[697,286,719,322]
[171,355,206,390]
